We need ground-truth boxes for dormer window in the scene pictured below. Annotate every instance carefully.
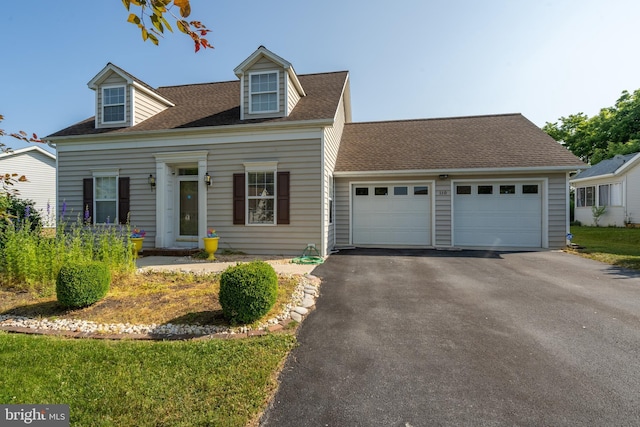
[249,71,278,113]
[102,86,126,123]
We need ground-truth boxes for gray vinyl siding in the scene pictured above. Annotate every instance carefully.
[56,135,323,255]
[286,74,301,115]
[322,93,347,252]
[0,151,56,225]
[434,180,452,246]
[242,57,286,120]
[96,72,130,128]
[334,177,351,246]
[134,89,168,125]
[548,173,568,248]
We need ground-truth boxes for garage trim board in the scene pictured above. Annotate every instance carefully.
[349,181,435,247]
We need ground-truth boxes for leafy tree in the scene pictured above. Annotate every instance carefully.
[544,89,640,164]
[122,0,212,52]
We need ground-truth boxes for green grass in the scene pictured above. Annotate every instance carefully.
[0,332,296,426]
[569,226,640,270]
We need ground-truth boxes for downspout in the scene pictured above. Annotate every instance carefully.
[320,131,327,256]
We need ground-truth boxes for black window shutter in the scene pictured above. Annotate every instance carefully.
[82,178,93,223]
[118,177,130,224]
[233,173,245,225]
[277,171,290,224]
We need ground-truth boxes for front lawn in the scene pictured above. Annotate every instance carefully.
[568,226,640,270]
[0,332,295,426]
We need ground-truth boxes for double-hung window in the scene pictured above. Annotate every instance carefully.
[94,175,118,224]
[576,186,595,207]
[598,183,622,206]
[249,71,278,113]
[102,86,125,123]
[246,163,277,224]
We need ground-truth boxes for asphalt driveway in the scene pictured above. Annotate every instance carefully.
[261,249,640,426]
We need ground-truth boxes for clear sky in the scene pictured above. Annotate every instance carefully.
[2,0,640,152]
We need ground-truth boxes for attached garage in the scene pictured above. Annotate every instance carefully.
[453,181,544,248]
[352,182,432,246]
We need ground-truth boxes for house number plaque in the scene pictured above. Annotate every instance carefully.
[437,190,449,196]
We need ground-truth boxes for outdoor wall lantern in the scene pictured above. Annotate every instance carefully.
[204,172,212,187]
[148,174,156,190]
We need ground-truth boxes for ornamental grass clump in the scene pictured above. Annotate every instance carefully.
[56,262,111,308]
[219,261,278,324]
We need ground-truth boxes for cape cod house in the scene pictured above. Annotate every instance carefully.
[47,46,585,255]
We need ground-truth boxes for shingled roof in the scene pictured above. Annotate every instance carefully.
[335,114,585,172]
[48,71,348,138]
[571,152,639,180]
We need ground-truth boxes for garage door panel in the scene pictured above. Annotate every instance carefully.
[353,183,431,246]
[454,182,542,248]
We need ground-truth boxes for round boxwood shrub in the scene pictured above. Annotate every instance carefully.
[56,262,111,308]
[219,261,278,324]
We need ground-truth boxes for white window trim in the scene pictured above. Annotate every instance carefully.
[102,85,126,124]
[576,185,596,208]
[244,161,278,226]
[92,169,119,225]
[248,70,279,114]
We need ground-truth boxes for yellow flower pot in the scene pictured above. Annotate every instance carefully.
[202,237,220,261]
[131,237,144,259]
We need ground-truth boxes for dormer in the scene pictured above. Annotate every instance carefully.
[87,63,174,129]
[233,46,306,120]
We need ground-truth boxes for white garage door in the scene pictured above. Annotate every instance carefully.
[352,183,431,246]
[453,182,542,248]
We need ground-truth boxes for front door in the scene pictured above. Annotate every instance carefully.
[176,168,199,244]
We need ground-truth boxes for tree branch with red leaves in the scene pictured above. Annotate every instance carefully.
[122,0,213,52]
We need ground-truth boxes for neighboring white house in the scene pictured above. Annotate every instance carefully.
[0,146,57,226]
[47,46,585,254]
[570,152,640,226]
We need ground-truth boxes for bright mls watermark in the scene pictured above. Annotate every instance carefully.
[1,405,69,426]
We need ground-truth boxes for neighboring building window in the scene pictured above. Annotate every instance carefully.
[598,183,623,206]
[94,176,118,224]
[103,86,125,123]
[576,186,595,207]
[248,171,275,224]
[249,72,278,113]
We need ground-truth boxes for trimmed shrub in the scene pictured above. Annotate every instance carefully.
[56,262,111,308]
[219,261,278,324]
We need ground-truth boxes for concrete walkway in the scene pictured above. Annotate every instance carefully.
[136,255,319,275]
